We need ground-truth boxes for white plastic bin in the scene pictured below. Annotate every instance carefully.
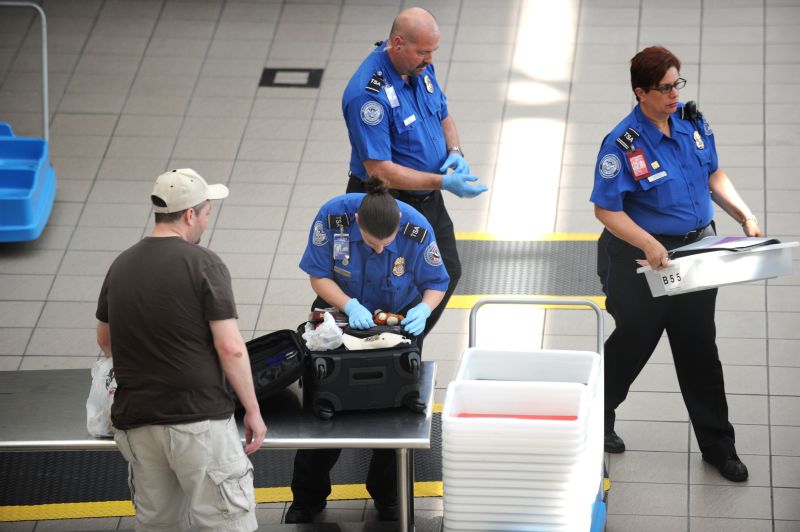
[456,348,600,391]
[443,380,590,436]
[638,241,798,297]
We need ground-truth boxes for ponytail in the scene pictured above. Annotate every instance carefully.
[357,176,401,238]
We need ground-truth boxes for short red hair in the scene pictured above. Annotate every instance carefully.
[630,46,681,101]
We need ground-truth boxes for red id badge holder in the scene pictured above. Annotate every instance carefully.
[627,148,651,181]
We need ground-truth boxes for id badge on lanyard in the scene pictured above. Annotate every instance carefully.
[333,231,349,262]
[627,147,651,181]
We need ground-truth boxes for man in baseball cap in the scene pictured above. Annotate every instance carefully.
[96,168,266,531]
[151,168,229,213]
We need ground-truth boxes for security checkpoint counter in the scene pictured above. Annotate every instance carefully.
[0,362,436,532]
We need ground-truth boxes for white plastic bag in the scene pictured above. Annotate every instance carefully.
[302,311,344,351]
[86,357,116,437]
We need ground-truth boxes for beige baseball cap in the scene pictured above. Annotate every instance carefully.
[151,168,229,213]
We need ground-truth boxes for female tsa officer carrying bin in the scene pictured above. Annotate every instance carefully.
[591,46,763,483]
[285,176,449,524]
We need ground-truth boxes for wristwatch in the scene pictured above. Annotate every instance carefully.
[448,146,464,157]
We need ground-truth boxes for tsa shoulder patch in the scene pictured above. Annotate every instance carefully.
[365,72,384,93]
[402,222,428,243]
[599,153,622,179]
[360,100,384,126]
[424,242,442,267]
[312,220,328,246]
[327,213,351,229]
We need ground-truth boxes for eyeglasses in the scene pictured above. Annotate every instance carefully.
[649,78,686,94]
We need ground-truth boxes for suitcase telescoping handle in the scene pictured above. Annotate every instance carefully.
[467,297,604,356]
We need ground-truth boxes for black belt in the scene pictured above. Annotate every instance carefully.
[392,189,435,203]
[653,221,714,245]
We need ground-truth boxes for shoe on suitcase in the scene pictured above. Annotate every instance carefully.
[702,452,749,482]
[285,501,326,523]
[374,499,399,521]
[604,430,625,453]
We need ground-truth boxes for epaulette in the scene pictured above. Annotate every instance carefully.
[615,127,640,152]
[366,71,384,94]
[401,222,427,244]
[327,213,351,229]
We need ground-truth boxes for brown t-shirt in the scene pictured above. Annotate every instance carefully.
[96,237,238,430]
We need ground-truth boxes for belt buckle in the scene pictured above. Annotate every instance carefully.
[683,229,699,244]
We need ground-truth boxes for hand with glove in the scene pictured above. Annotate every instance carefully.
[401,302,431,336]
[344,298,375,329]
[439,152,470,175]
[442,173,488,198]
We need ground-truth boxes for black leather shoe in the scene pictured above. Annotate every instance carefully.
[285,501,326,523]
[702,453,749,482]
[604,430,625,453]
[374,500,399,521]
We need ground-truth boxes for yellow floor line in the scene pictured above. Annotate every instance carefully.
[448,294,606,310]
[0,482,446,522]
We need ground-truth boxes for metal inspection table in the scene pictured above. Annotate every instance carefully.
[0,362,436,532]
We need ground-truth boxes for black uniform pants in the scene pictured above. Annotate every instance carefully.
[346,175,461,336]
[290,296,425,507]
[598,227,736,461]
[291,448,397,507]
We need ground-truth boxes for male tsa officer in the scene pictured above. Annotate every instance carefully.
[342,6,488,335]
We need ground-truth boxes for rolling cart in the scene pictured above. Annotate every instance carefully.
[0,1,57,242]
[441,297,607,532]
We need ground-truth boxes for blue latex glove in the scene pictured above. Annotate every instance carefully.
[439,152,470,175]
[401,302,432,336]
[442,173,488,198]
[344,298,375,329]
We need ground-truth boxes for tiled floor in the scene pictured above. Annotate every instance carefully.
[1,0,800,530]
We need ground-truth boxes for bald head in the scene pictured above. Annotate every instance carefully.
[390,7,439,43]
[387,7,440,78]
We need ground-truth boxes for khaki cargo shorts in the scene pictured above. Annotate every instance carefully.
[114,416,257,532]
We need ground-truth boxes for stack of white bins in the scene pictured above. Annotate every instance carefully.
[442,349,603,532]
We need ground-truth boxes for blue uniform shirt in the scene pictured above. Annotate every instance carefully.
[342,43,449,191]
[299,193,450,313]
[590,103,718,235]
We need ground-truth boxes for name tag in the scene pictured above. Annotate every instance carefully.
[648,171,667,183]
[659,264,683,293]
[333,266,351,278]
[403,114,416,126]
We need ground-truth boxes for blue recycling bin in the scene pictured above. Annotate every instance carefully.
[0,127,57,242]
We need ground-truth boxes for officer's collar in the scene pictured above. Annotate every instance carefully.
[634,104,680,144]
[380,48,434,88]
[353,221,400,254]
[379,48,406,87]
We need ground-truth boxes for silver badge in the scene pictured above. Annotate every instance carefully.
[423,75,434,94]
[693,130,705,150]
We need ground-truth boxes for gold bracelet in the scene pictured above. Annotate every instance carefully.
[741,216,758,227]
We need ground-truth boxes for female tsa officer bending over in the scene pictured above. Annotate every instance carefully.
[285,175,449,524]
[591,46,763,483]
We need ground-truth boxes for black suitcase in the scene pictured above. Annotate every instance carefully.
[301,325,424,420]
[227,329,306,410]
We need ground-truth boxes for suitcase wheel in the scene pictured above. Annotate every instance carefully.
[409,356,420,375]
[403,392,426,413]
[403,352,421,376]
[314,359,329,380]
[313,399,335,420]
